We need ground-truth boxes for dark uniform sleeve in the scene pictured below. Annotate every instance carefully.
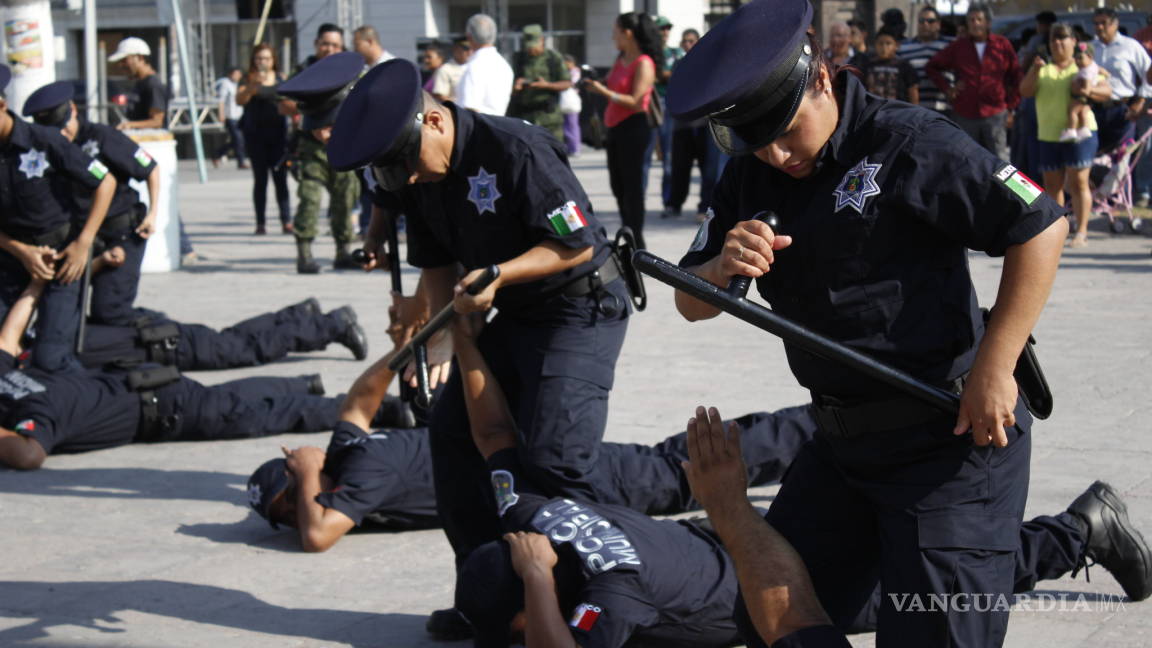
[896,117,1064,256]
[403,191,456,268]
[99,128,157,181]
[678,159,741,268]
[566,578,659,648]
[315,421,399,525]
[43,130,106,191]
[0,350,17,372]
[512,143,601,252]
[486,447,552,531]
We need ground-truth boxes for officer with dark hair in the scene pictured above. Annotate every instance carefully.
[0,65,116,373]
[668,0,1073,644]
[23,80,160,326]
[78,297,368,371]
[278,51,362,273]
[328,58,632,625]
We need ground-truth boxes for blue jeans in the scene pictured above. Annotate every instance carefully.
[1134,114,1152,198]
[640,112,675,206]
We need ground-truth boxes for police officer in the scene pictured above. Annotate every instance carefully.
[0,65,116,373]
[327,59,631,588]
[79,298,368,371]
[23,80,160,326]
[670,0,1069,644]
[277,52,362,273]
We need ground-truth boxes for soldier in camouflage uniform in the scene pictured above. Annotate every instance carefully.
[508,24,571,142]
[294,135,358,272]
[278,52,363,274]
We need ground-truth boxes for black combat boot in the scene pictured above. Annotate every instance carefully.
[329,306,368,360]
[1067,481,1152,601]
[426,608,473,641]
[296,238,320,274]
[332,243,359,270]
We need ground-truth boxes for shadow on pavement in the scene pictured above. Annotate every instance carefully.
[0,468,246,504]
[0,579,427,647]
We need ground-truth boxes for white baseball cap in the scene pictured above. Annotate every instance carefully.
[108,37,151,62]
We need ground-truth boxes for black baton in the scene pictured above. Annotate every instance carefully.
[75,248,93,354]
[387,265,501,406]
[634,251,960,415]
[727,211,779,298]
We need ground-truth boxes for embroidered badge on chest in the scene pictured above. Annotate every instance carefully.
[467,166,501,215]
[832,158,882,214]
[18,149,49,179]
[81,140,101,158]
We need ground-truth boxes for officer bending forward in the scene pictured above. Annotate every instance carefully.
[329,60,631,584]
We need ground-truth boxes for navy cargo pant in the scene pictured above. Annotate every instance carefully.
[144,375,339,442]
[89,210,147,326]
[736,398,1033,648]
[430,280,629,566]
[80,300,340,371]
[0,251,83,373]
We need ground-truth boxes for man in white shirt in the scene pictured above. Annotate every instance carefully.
[456,13,513,116]
[352,25,394,69]
[1090,7,1151,152]
[213,67,246,168]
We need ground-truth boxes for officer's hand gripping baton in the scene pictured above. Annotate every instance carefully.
[387,265,501,408]
[634,250,961,415]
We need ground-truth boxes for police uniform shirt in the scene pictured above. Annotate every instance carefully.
[0,114,108,239]
[679,72,1065,399]
[315,421,439,530]
[487,448,740,648]
[375,104,612,312]
[0,351,140,454]
[127,74,170,123]
[70,119,156,217]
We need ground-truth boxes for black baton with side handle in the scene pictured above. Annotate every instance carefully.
[75,248,93,354]
[387,265,501,408]
[634,250,961,415]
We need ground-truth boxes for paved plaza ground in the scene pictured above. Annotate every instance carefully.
[1,149,1151,647]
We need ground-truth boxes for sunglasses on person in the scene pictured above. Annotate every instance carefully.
[918,17,938,24]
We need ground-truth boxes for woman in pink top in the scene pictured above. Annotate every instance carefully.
[585,12,662,249]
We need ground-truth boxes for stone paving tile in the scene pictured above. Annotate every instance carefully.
[1,151,1150,646]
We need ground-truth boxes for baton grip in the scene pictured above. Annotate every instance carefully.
[387,264,501,372]
[726,212,779,298]
[350,248,368,264]
[413,344,432,410]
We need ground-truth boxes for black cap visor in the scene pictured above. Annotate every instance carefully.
[32,102,71,129]
[707,43,812,156]
[370,113,424,192]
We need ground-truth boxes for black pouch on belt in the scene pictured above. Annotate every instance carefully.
[612,227,647,311]
[138,322,181,366]
[983,308,1053,419]
[126,364,181,391]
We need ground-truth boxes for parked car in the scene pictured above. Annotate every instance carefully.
[994,11,1148,51]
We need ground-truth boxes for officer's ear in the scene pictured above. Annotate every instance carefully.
[424,107,449,134]
[0,96,7,113]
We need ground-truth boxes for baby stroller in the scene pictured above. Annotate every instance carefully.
[1089,124,1152,234]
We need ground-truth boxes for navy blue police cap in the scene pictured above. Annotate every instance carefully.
[0,64,11,95]
[23,81,75,128]
[455,540,523,647]
[277,51,363,131]
[328,58,424,192]
[666,0,814,155]
[247,458,291,529]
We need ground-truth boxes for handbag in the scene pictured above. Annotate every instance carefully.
[559,87,582,115]
[646,90,664,129]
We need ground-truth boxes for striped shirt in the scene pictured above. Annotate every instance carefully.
[898,36,954,112]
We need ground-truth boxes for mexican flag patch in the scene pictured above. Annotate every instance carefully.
[547,201,588,235]
[134,148,153,167]
[569,603,602,631]
[88,159,109,180]
[996,164,1041,205]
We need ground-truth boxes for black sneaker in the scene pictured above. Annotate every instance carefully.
[1067,481,1152,601]
[426,607,473,641]
[330,306,369,361]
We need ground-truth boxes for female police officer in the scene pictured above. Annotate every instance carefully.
[326,59,631,632]
[670,0,1068,645]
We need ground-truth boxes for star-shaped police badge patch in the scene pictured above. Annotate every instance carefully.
[247,483,263,508]
[467,167,501,215]
[832,158,882,214]
[19,149,49,179]
[81,140,101,158]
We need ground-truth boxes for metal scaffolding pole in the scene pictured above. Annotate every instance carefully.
[83,0,98,122]
[169,0,209,183]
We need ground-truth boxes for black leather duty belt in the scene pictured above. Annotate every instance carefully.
[811,377,964,440]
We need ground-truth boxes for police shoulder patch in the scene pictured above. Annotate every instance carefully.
[569,603,602,631]
[996,165,1042,205]
[687,208,715,253]
[87,159,109,180]
[133,148,153,167]
[491,469,520,516]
